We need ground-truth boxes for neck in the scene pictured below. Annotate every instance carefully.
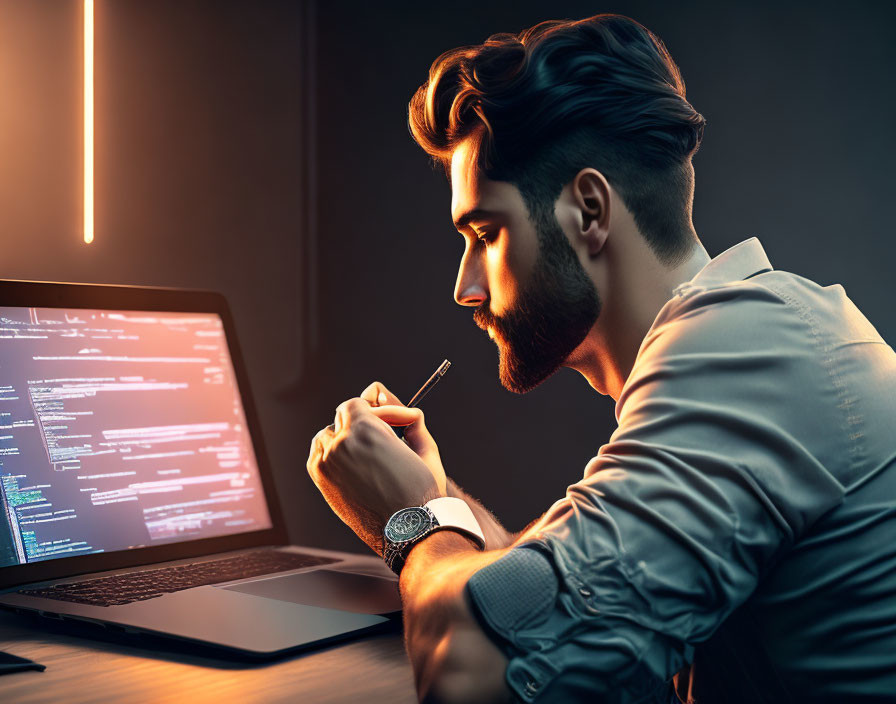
[569,237,710,400]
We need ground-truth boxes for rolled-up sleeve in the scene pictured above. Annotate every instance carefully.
[466,282,847,702]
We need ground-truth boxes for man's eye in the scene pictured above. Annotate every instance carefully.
[477,230,497,245]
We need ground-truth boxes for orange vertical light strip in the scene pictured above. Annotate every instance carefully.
[84,0,94,244]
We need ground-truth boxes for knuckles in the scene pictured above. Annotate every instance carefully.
[343,417,380,449]
[309,413,384,482]
[306,430,326,479]
[346,397,369,413]
[335,397,368,420]
[308,393,417,485]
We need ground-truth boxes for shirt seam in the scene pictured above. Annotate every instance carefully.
[762,280,861,483]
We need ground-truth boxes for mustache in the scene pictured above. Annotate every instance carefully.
[473,304,497,331]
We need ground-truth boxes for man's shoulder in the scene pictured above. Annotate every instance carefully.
[636,265,881,378]
[636,273,802,371]
[616,270,836,430]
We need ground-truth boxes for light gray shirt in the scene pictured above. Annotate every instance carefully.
[466,238,896,702]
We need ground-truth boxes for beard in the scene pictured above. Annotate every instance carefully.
[473,212,601,394]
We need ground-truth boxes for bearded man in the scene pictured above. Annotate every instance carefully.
[307,13,896,703]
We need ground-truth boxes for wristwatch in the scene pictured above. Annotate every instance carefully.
[382,497,485,575]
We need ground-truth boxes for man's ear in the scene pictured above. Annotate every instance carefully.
[572,169,611,257]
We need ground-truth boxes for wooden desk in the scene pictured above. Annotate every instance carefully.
[0,608,417,703]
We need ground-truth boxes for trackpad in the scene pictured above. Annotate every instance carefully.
[221,569,402,615]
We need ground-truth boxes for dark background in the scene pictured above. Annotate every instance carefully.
[1,0,893,554]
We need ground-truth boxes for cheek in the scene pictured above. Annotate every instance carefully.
[485,236,527,314]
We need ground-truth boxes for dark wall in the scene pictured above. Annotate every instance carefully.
[312,0,896,551]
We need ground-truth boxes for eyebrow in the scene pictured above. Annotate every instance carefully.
[452,208,501,231]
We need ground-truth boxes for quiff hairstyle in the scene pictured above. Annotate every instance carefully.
[408,14,707,265]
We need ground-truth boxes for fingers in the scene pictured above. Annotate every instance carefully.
[307,424,336,481]
[314,397,414,485]
[369,405,431,454]
[360,381,404,408]
[311,395,404,486]
[334,397,370,433]
[368,404,423,427]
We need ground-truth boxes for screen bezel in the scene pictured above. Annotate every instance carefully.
[0,279,289,590]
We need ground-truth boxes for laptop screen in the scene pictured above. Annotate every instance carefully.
[0,306,273,567]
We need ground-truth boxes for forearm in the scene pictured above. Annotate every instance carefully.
[446,478,515,550]
[400,530,512,704]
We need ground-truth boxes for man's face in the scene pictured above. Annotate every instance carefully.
[450,143,601,393]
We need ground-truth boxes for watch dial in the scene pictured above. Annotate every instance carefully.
[385,507,430,543]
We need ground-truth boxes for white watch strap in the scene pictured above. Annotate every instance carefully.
[424,497,485,549]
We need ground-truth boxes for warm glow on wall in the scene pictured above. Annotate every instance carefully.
[84,0,94,244]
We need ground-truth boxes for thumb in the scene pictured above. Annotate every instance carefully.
[369,405,434,457]
[368,404,421,427]
[360,381,404,407]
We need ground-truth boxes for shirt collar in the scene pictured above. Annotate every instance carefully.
[685,237,774,289]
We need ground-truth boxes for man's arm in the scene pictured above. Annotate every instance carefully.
[305,394,519,702]
[399,530,514,704]
[313,383,539,700]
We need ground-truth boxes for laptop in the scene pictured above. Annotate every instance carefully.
[0,279,402,659]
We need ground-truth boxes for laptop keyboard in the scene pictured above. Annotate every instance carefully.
[18,549,338,607]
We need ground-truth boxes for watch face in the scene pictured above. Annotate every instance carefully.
[385,507,432,544]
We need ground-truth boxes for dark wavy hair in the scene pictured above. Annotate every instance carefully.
[408,14,706,265]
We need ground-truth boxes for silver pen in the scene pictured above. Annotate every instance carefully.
[395,359,451,438]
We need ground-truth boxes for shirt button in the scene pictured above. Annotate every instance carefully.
[524,680,541,696]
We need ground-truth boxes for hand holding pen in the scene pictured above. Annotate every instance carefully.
[309,366,453,546]
[360,360,451,437]
[359,361,451,494]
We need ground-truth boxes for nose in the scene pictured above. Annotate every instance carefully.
[453,244,487,307]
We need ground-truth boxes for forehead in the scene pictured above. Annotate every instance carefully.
[449,140,482,218]
[449,140,524,225]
